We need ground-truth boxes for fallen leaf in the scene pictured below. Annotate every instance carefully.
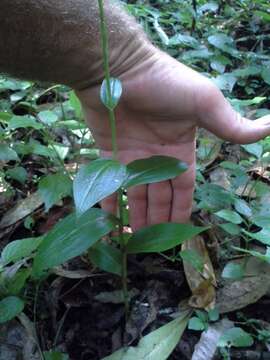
[216,256,270,313]
[101,310,191,360]
[197,129,222,168]
[0,192,43,229]
[182,235,217,310]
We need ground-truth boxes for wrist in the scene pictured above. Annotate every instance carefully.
[72,27,156,90]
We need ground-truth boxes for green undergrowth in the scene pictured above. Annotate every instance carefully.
[0,1,270,359]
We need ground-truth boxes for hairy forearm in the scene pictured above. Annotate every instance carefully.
[0,0,152,89]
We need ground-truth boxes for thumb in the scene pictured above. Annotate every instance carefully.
[197,84,270,144]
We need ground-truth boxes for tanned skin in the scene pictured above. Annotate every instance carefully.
[1,1,270,230]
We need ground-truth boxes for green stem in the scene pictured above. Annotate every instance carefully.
[97,0,129,318]
[118,188,129,317]
[108,109,118,160]
[98,0,118,159]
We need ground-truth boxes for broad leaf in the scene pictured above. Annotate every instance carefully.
[6,166,27,184]
[241,143,263,159]
[0,144,19,161]
[69,90,83,118]
[222,262,244,280]
[6,269,31,295]
[208,308,219,322]
[124,156,187,188]
[88,242,122,276]
[7,115,43,130]
[215,209,243,224]
[213,73,237,92]
[100,78,122,110]
[1,237,43,265]
[242,228,270,246]
[0,296,24,323]
[169,34,199,48]
[188,317,206,331]
[179,249,204,272]
[234,198,252,218]
[102,311,191,360]
[261,67,270,85]
[38,110,58,126]
[208,33,235,54]
[74,159,126,216]
[218,327,253,348]
[233,246,270,264]
[127,223,209,254]
[219,223,241,235]
[38,172,72,212]
[44,352,69,360]
[32,208,117,276]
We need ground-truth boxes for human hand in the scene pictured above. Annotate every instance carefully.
[77,47,270,231]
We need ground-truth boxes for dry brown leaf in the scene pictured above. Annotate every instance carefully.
[209,167,257,197]
[0,192,43,229]
[197,129,222,168]
[216,256,270,314]
[182,235,216,310]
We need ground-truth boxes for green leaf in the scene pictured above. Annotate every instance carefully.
[169,34,199,48]
[212,74,237,92]
[6,166,27,184]
[38,173,72,212]
[196,184,234,211]
[38,110,58,126]
[233,65,262,78]
[0,296,24,323]
[233,246,270,264]
[242,228,270,246]
[208,34,236,55]
[127,223,209,254]
[43,352,69,360]
[88,242,122,276]
[7,115,43,130]
[179,249,204,272]
[208,308,219,322]
[32,208,117,276]
[198,2,218,14]
[218,327,254,348]
[261,68,270,85]
[188,317,206,331]
[234,199,252,218]
[1,237,43,265]
[73,159,126,216]
[253,215,270,228]
[124,156,187,188]
[0,111,12,123]
[241,143,263,159]
[69,90,83,118]
[100,78,122,110]
[49,143,69,160]
[0,144,19,161]
[219,223,241,236]
[215,209,243,225]
[101,311,191,360]
[6,269,31,295]
[254,10,270,23]
[222,262,244,280]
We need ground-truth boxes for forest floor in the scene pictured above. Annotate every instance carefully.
[1,1,270,359]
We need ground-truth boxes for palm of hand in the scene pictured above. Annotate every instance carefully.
[78,50,270,230]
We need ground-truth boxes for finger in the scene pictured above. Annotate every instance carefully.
[147,181,172,226]
[127,185,147,231]
[100,193,117,215]
[170,164,195,223]
[197,83,270,144]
